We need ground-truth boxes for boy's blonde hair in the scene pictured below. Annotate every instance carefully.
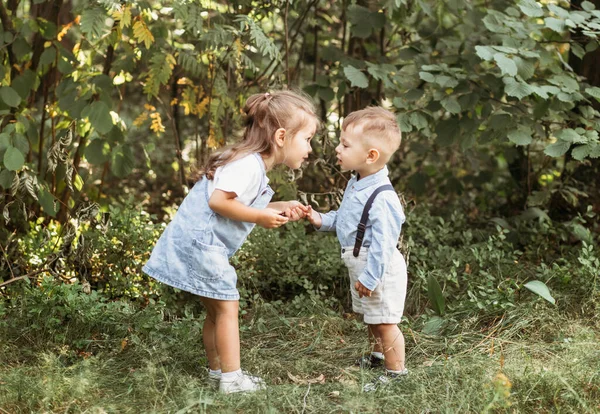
[342,107,401,158]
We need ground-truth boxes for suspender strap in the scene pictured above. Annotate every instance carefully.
[353,184,395,257]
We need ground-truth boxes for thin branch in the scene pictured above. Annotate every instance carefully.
[249,0,318,87]
[284,0,290,87]
[0,269,47,288]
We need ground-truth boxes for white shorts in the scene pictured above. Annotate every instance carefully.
[341,247,407,325]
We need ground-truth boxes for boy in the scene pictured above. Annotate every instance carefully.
[306,107,407,392]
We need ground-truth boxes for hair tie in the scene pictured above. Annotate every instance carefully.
[264,92,271,98]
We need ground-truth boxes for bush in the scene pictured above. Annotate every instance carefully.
[235,222,346,311]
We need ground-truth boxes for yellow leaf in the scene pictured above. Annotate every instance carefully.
[57,20,75,41]
[150,112,165,134]
[166,53,176,68]
[170,98,178,106]
[133,112,148,127]
[133,19,154,49]
[195,97,210,118]
[121,6,132,29]
[207,128,218,149]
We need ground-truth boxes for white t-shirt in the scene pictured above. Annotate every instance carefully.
[207,153,269,206]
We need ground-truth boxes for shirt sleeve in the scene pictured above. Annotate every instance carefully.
[357,193,405,291]
[317,210,337,232]
[212,156,262,204]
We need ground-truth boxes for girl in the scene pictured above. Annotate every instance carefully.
[143,90,318,394]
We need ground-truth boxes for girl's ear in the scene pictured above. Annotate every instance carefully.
[366,148,380,164]
[274,127,286,147]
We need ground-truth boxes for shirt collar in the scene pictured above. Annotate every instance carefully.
[353,166,389,191]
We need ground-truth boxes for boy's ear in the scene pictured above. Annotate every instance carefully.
[366,148,380,164]
[275,128,286,147]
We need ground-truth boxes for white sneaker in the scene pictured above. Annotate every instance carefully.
[219,371,266,394]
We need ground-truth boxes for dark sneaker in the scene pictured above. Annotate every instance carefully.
[355,354,385,369]
[363,368,408,392]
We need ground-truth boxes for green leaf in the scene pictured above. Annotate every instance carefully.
[4,146,25,171]
[524,280,555,305]
[435,117,460,146]
[409,112,428,130]
[554,129,581,142]
[427,275,445,316]
[408,172,427,195]
[344,66,369,88]
[572,144,592,161]
[39,47,56,66]
[11,70,36,99]
[475,46,495,61]
[397,113,413,133]
[0,169,15,189]
[441,97,461,114]
[545,17,565,32]
[544,140,570,157]
[85,139,111,165]
[0,87,22,107]
[81,7,108,39]
[111,144,134,178]
[514,57,535,80]
[586,87,600,101]
[38,186,58,217]
[581,1,596,11]
[419,71,436,82]
[494,53,518,76]
[504,78,534,100]
[422,315,444,336]
[508,128,533,146]
[519,0,544,17]
[74,173,84,191]
[88,101,113,134]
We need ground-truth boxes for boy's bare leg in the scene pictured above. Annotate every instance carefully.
[200,299,220,370]
[200,297,241,372]
[368,325,383,354]
[374,323,406,371]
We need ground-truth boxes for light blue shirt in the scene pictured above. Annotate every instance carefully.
[318,166,405,291]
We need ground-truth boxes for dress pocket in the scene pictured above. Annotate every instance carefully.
[188,239,230,281]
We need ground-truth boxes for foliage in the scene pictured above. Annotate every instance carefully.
[1,0,600,228]
[235,221,346,312]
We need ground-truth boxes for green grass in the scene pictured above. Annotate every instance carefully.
[1,299,599,413]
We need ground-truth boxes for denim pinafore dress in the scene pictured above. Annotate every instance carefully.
[143,153,273,300]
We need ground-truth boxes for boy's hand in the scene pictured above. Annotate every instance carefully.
[355,281,372,298]
[305,206,322,228]
[257,208,289,228]
[283,201,309,222]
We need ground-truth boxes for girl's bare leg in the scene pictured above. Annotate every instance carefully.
[201,297,241,373]
[200,298,220,370]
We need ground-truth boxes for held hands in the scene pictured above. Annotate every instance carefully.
[354,281,373,298]
[283,201,310,222]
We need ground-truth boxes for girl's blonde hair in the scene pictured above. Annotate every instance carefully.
[197,90,318,180]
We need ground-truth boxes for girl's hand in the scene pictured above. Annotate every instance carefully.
[257,208,289,228]
[354,281,373,298]
[305,206,322,228]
